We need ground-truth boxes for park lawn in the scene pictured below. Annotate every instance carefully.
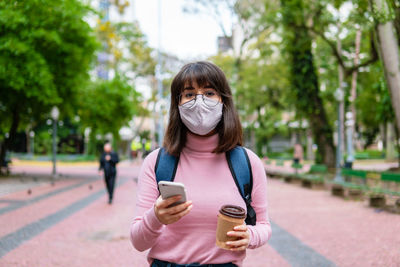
[10,159,99,167]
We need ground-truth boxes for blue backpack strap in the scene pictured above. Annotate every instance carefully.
[155,148,179,185]
[226,146,256,225]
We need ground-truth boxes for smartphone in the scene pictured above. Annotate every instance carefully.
[158,181,187,207]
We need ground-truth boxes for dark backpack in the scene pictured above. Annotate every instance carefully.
[154,146,256,225]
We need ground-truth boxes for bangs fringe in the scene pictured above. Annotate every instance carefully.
[178,63,219,92]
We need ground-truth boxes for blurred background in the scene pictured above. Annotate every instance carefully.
[1,0,400,169]
[1,1,400,266]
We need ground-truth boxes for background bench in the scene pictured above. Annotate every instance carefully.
[282,163,303,183]
[299,164,327,189]
[331,169,368,197]
[368,172,400,209]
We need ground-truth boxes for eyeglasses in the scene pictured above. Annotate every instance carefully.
[179,90,221,108]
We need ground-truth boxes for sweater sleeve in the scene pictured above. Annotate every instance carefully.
[245,149,272,249]
[130,149,165,252]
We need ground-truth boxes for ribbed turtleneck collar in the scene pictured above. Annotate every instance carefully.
[184,132,219,153]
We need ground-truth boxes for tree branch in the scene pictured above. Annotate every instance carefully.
[344,29,379,77]
[308,27,346,69]
[308,26,378,77]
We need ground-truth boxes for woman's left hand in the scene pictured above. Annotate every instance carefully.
[225,224,250,251]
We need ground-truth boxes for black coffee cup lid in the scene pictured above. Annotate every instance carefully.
[219,205,246,219]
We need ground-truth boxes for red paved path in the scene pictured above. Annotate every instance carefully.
[0,161,399,266]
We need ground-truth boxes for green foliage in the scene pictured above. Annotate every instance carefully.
[96,19,156,77]
[78,75,141,139]
[371,0,397,23]
[60,140,77,154]
[12,153,97,162]
[356,62,395,144]
[202,0,396,165]
[355,149,386,159]
[34,131,53,154]
[88,8,155,150]
[117,22,156,77]
[139,130,151,140]
[280,0,335,166]
[281,0,317,116]
[265,151,293,160]
[0,0,98,137]
[211,52,290,148]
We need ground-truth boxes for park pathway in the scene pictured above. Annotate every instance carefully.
[0,161,399,266]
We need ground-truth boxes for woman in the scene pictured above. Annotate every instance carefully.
[130,61,271,267]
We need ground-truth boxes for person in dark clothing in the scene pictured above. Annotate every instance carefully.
[99,143,119,204]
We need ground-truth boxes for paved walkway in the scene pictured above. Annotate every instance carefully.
[0,161,399,266]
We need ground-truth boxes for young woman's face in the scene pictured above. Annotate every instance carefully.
[179,81,222,106]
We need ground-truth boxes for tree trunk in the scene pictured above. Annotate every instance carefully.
[394,124,400,166]
[337,24,346,156]
[0,108,20,174]
[309,102,336,167]
[389,0,400,46]
[306,128,314,161]
[380,123,386,149]
[351,28,362,151]
[88,128,98,156]
[281,0,336,167]
[386,122,396,161]
[371,0,400,139]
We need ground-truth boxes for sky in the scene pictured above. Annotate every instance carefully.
[131,0,231,60]
[92,0,233,99]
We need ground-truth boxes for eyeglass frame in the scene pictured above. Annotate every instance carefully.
[178,92,222,108]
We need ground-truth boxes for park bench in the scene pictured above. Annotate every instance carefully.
[331,169,368,198]
[298,164,327,189]
[265,159,287,178]
[355,152,369,160]
[264,160,277,178]
[283,163,303,183]
[367,172,400,209]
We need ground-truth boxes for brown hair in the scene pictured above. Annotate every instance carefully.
[163,61,243,156]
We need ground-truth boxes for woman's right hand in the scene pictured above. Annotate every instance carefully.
[154,196,193,225]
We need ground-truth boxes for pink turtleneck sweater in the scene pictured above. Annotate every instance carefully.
[130,133,271,266]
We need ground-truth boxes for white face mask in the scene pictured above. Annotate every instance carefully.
[178,95,223,135]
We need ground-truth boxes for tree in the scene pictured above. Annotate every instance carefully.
[188,0,397,164]
[78,75,144,155]
[370,0,400,143]
[211,52,291,155]
[0,0,98,172]
[92,7,156,148]
[96,19,156,78]
[356,64,395,148]
[281,0,336,167]
[388,0,400,45]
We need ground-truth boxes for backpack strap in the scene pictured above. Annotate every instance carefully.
[154,146,256,225]
[155,148,179,185]
[226,146,257,225]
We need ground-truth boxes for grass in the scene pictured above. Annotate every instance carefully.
[9,153,128,166]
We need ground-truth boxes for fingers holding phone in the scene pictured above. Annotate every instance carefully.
[154,196,192,225]
[154,181,192,225]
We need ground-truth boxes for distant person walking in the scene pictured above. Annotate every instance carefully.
[130,138,142,162]
[99,143,119,204]
[293,143,303,164]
